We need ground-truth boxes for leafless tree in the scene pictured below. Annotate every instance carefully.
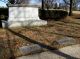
[41,0,56,9]
[8,0,15,4]
[15,0,30,4]
[63,0,73,16]
[63,0,80,15]
[8,0,30,4]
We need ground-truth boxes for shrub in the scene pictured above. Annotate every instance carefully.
[39,9,68,20]
[0,8,8,21]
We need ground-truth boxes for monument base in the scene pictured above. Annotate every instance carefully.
[7,20,47,27]
[2,20,47,28]
[6,6,47,28]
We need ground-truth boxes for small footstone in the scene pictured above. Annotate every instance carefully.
[53,37,77,46]
[19,44,43,55]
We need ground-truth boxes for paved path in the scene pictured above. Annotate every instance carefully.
[16,44,80,59]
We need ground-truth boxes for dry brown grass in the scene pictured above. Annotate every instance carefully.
[71,11,80,19]
[0,16,80,59]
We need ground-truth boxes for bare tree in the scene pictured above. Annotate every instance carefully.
[41,0,56,9]
[63,0,73,16]
[8,0,30,4]
[63,0,80,15]
[15,0,30,4]
[8,0,15,4]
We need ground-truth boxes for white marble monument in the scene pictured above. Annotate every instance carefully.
[3,4,47,28]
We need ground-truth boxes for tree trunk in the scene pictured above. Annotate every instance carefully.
[42,0,44,9]
[69,0,73,16]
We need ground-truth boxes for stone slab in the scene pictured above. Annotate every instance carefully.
[16,44,80,59]
[19,44,43,55]
[53,37,77,46]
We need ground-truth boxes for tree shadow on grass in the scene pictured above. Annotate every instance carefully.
[7,28,78,59]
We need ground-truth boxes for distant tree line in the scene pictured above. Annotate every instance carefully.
[8,0,29,4]
[41,0,80,15]
[4,0,80,16]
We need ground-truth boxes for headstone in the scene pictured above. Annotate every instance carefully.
[19,44,43,55]
[53,37,77,46]
[2,4,47,28]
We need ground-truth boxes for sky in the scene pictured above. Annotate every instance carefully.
[0,1,7,7]
[0,0,64,7]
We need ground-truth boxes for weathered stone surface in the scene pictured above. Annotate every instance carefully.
[5,7,47,28]
[19,44,43,55]
[16,44,80,59]
[54,37,77,46]
[8,20,47,27]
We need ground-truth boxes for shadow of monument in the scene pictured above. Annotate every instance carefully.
[7,28,78,59]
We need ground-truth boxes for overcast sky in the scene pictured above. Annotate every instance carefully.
[0,0,64,7]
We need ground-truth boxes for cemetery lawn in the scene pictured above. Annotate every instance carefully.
[0,16,80,59]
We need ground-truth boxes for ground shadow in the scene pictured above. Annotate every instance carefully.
[0,20,2,27]
[7,28,78,59]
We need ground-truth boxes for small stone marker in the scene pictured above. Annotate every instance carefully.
[19,44,43,55]
[55,37,77,46]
